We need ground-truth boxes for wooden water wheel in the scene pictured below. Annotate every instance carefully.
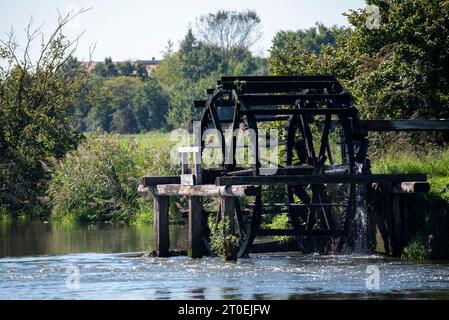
[141,75,443,259]
[195,76,371,257]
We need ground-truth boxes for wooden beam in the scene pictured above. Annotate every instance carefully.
[361,120,449,131]
[221,81,338,93]
[257,229,345,236]
[153,196,170,257]
[140,176,180,187]
[216,173,427,186]
[149,184,260,197]
[220,75,337,82]
[241,107,357,116]
[392,181,430,194]
[237,94,352,106]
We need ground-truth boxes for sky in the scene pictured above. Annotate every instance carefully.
[0,0,366,62]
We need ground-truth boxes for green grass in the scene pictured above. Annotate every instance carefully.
[48,131,181,224]
[372,149,449,260]
[372,150,449,179]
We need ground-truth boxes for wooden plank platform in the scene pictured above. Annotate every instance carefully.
[216,173,427,186]
[140,184,261,197]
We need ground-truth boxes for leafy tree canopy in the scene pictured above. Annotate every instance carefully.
[270,0,449,123]
[0,11,90,213]
[195,10,262,56]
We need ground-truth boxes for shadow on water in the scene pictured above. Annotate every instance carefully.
[0,219,188,257]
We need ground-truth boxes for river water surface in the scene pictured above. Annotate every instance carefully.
[1,220,449,299]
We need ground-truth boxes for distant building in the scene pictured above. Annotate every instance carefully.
[81,57,161,74]
[136,58,161,74]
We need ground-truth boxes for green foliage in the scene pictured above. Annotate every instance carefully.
[133,78,169,132]
[401,236,429,261]
[272,23,341,54]
[264,212,294,241]
[209,217,239,261]
[373,149,449,259]
[82,75,168,133]
[86,76,141,133]
[269,0,449,128]
[153,22,268,129]
[48,132,180,223]
[92,57,118,78]
[48,134,142,221]
[0,16,87,214]
[195,10,262,55]
[93,58,148,81]
[71,10,267,132]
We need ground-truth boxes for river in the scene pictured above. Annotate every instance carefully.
[1,219,449,299]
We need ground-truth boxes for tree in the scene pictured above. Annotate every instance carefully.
[134,62,148,81]
[181,42,228,82]
[272,23,343,54]
[0,10,91,214]
[86,76,142,133]
[179,28,196,55]
[133,78,169,131]
[270,0,449,124]
[195,10,262,56]
[117,61,135,76]
[153,19,269,129]
[93,57,118,77]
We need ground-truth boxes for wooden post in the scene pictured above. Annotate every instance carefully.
[188,196,204,258]
[220,196,235,232]
[153,196,170,257]
[391,195,404,256]
[383,184,394,256]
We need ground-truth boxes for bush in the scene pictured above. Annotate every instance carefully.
[209,217,239,261]
[48,132,182,223]
[264,212,293,241]
[48,134,146,222]
[401,237,430,261]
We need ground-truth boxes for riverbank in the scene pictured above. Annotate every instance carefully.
[2,131,449,260]
[372,149,449,260]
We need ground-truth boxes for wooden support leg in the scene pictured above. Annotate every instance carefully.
[188,196,204,258]
[392,195,404,256]
[153,196,170,257]
[372,187,390,254]
[220,196,235,232]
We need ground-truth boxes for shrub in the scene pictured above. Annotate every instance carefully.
[48,134,145,222]
[209,217,239,261]
[48,132,183,223]
[264,212,294,241]
[401,237,429,261]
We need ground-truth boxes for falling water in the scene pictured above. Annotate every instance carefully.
[353,184,368,253]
